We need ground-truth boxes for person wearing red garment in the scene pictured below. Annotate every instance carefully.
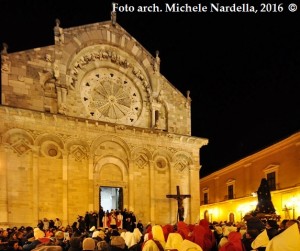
[162,224,174,242]
[192,224,206,250]
[199,219,215,251]
[176,221,191,241]
[219,231,244,251]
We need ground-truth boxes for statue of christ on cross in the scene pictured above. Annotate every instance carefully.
[166,185,191,222]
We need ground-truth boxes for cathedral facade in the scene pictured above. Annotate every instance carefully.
[0,17,208,227]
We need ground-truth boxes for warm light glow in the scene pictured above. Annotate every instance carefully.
[237,201,256,215]
[286,196,299,208]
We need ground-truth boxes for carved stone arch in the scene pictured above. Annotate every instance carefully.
[153,148,172,161]
[173,151,193,172]
[2,128,34,155]
[94,155,128,181]
[131,146,152,160]
[65,138,90,161]
[35,133,64,159]
[154,101,168,131]
[2,128,34,145]
[83,48,145,78]
[91,134,131,158]
[93,155,129,212]
[173,151,193,164]
[65,43,152,98]
[39,71,57,113]
[65,138,90,152]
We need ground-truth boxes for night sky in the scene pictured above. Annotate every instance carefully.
[1,0,300,177]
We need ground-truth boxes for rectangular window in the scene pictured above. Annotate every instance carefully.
[228,184,234,199]
[267,171,276,191]
[204,192,208,204]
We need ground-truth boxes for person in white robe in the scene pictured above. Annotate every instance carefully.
[266,222,300,251]
[142,225,166,251]
[165,233,183,251]
[178,239,203,251]
[251,229,269,250]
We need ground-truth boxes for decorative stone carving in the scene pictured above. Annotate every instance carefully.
[40,141,62,159]
[136,154,148,169]
[174,155,190,172]
[70,145,87,161]
[54,18,64,45]
[1,43,10,73]
[153,50,160,74]
[154,156,168,171]
[80,68,142,125]
[69,48,133,90]
[11,139,32,156]
[186,90,192,108]
[111,11,117,26]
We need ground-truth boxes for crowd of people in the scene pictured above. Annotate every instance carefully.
[77,208,140,233]
[1,210,300,251]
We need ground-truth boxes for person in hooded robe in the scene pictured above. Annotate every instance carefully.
[198,219,215,251]
[143,224,152,243]
[251,229,269,251]
[219,231,243,251]
[120,231,137,250]
[132,228,142,245]
[265,222,300,251]
[161,225,174,243]
[191,224,206,250]
[178,239,203,251]
[176,222,190,241]
[142,225,165,251]
[165,233,183,251]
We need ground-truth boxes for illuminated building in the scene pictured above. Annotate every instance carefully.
[200,132,300,222]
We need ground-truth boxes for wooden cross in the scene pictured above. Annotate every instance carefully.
[166,185,191,222]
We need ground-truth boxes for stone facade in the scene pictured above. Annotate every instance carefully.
[0,18,208,227]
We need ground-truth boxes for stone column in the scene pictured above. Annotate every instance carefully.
[88,156,94,211]
[149,160,155,222]
[62,152,68,225]
[168,162,176,223]
[32,146,40,225]
[57,87,62,108]
[0,146,8,224]
[189,164,201,224]
[61,87,67,103]
[128,161,134,212]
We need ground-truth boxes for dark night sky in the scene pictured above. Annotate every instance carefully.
[1,0,300,177]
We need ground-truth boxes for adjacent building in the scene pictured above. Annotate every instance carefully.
[200,132,300,223]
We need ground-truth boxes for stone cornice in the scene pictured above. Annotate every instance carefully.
[0,105,208,149]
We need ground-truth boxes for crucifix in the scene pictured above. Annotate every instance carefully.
[166,185,191,222]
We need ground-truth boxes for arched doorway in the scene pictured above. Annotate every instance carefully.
[99,186,123,212]
[204,210,210,222]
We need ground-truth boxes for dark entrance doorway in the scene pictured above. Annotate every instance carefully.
[99,186,123,212]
